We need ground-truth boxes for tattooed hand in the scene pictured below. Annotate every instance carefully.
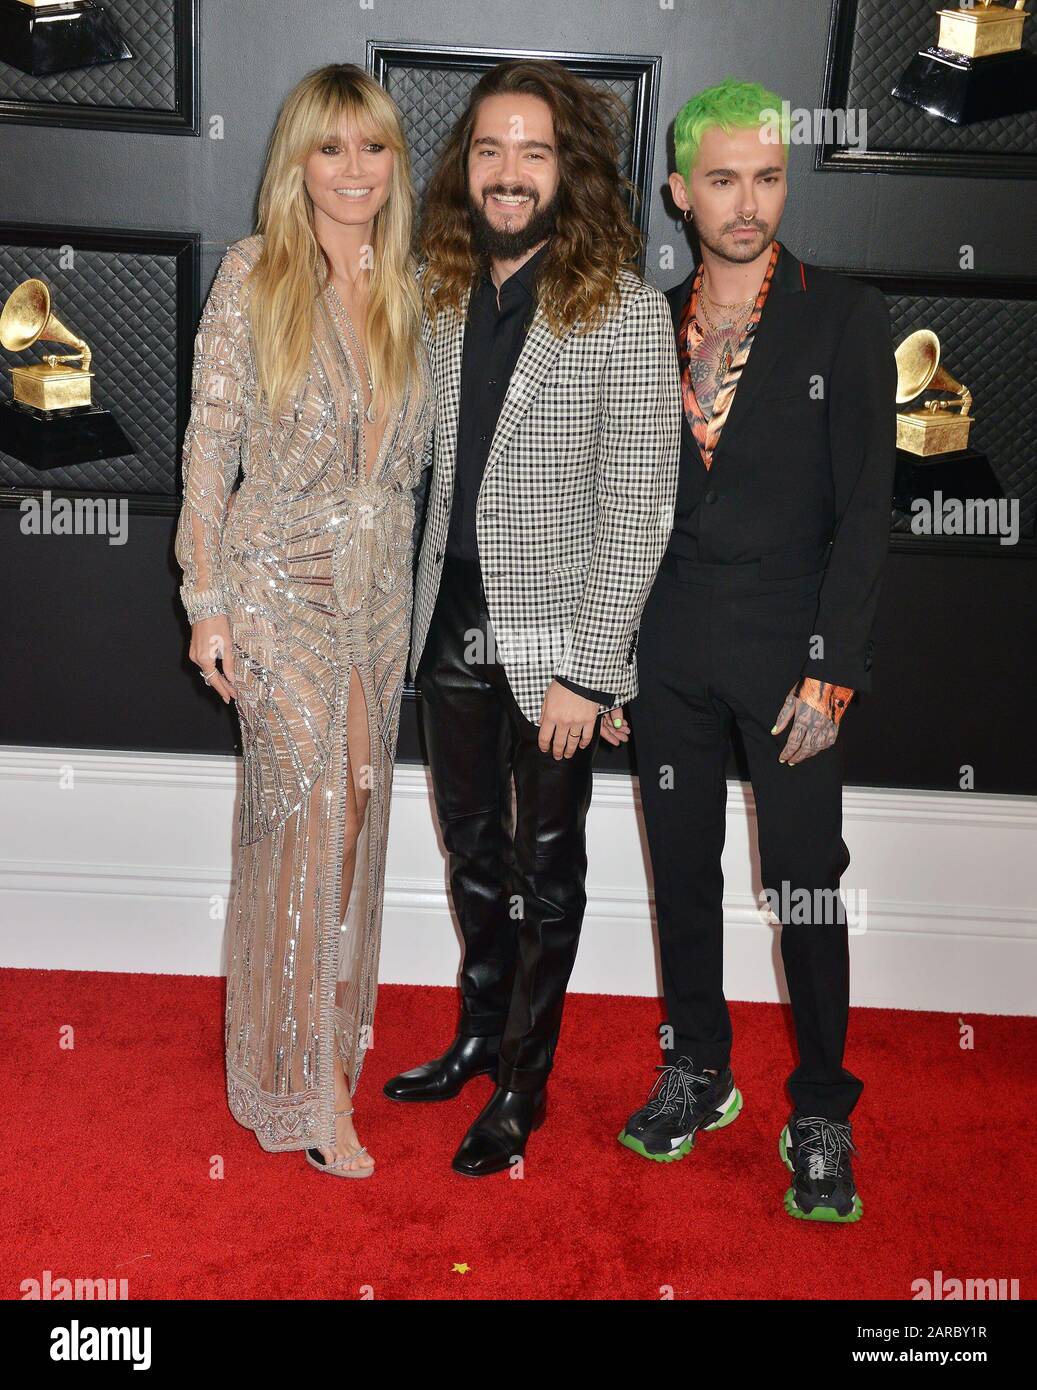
[771,681,841,765]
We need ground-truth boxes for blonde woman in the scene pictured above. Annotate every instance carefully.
[175,64,433,1177]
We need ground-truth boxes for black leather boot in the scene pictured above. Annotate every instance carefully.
[451,1085,547,1177]
[383,1033,501,1102]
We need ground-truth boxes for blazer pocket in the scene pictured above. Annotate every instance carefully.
[547,563,588,606]
[548,561,589,580]
[539,369,598,403]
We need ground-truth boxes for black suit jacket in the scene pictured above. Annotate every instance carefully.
[664,240,897,692]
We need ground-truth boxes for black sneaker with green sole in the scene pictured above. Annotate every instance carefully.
[618,1057,743,1162]
[779,1113,863,1223]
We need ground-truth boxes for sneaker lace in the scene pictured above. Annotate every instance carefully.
[644,1057,715,1120]
[793,1116,859,1179]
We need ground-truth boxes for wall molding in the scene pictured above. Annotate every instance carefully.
[1,745,1034,1015]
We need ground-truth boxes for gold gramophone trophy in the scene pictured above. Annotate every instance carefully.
[891,328,1002,516]
[895,329,974,456]
[0,0,132,77]
[3,277,94,409]
[0,277,133,468]
[892,2,1037,124]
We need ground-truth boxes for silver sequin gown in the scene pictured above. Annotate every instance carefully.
[174,234,433,1152]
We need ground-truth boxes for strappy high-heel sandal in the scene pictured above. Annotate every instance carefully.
[305,1106,375,1178]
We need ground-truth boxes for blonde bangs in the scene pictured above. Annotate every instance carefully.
[247,65,421,421]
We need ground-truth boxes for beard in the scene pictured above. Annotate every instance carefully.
[467,184,559,261]
[695,217,776,265]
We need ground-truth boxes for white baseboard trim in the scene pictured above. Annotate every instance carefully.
[1,745,1034,1015]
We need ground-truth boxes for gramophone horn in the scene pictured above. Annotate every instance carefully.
[0,278,91,371]
[895,328,971,416]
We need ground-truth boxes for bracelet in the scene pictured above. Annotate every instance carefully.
[180,584,227,625]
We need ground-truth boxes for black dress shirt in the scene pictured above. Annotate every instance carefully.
[449,242,613,709]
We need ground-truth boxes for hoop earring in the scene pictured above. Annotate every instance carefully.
[683,208,693,222]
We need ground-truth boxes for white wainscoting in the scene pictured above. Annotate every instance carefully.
[0,744,1034,1015]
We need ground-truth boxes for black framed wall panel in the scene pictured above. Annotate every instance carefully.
[0,0,199,134]
[368,40,661,267]
[850,266,1037,555]
[0,222,200,514]
[818,0,1037,178]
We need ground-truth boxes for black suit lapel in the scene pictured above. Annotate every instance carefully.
[666,270,700,477]
[665,270,695,338]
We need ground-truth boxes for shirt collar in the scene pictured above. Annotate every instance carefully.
[478,238,551,297]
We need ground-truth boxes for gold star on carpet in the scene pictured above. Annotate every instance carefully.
[451,1262,471,1274]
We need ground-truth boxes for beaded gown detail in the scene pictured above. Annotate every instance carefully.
[174,234,433,1152]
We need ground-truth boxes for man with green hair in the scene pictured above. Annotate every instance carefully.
[605,77,896,1222]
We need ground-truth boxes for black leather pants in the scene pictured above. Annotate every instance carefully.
[416,555,599,1092]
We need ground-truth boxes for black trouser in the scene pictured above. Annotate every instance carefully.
[416,554,599,1093]
[633,551,864,1122]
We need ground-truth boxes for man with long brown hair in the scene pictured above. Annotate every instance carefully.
[384,60,680,1176]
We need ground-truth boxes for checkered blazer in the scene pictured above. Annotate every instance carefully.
[410,268,681,724]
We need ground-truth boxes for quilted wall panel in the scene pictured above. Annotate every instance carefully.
[382,62,640,219]
[0,0,177,111]
[0,242,180,496]
[840,0,1037,156]
[882,287,1037,536]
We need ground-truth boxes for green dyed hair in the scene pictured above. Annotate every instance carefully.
[673,76,789,181]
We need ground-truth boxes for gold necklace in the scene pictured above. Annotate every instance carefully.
[702,283,756,311]
[699,288,753,334]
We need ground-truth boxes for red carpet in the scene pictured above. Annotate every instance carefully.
[4,968,1035,1301]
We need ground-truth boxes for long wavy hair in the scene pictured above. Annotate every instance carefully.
[246,64,421,418]
[420,60,642,336]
